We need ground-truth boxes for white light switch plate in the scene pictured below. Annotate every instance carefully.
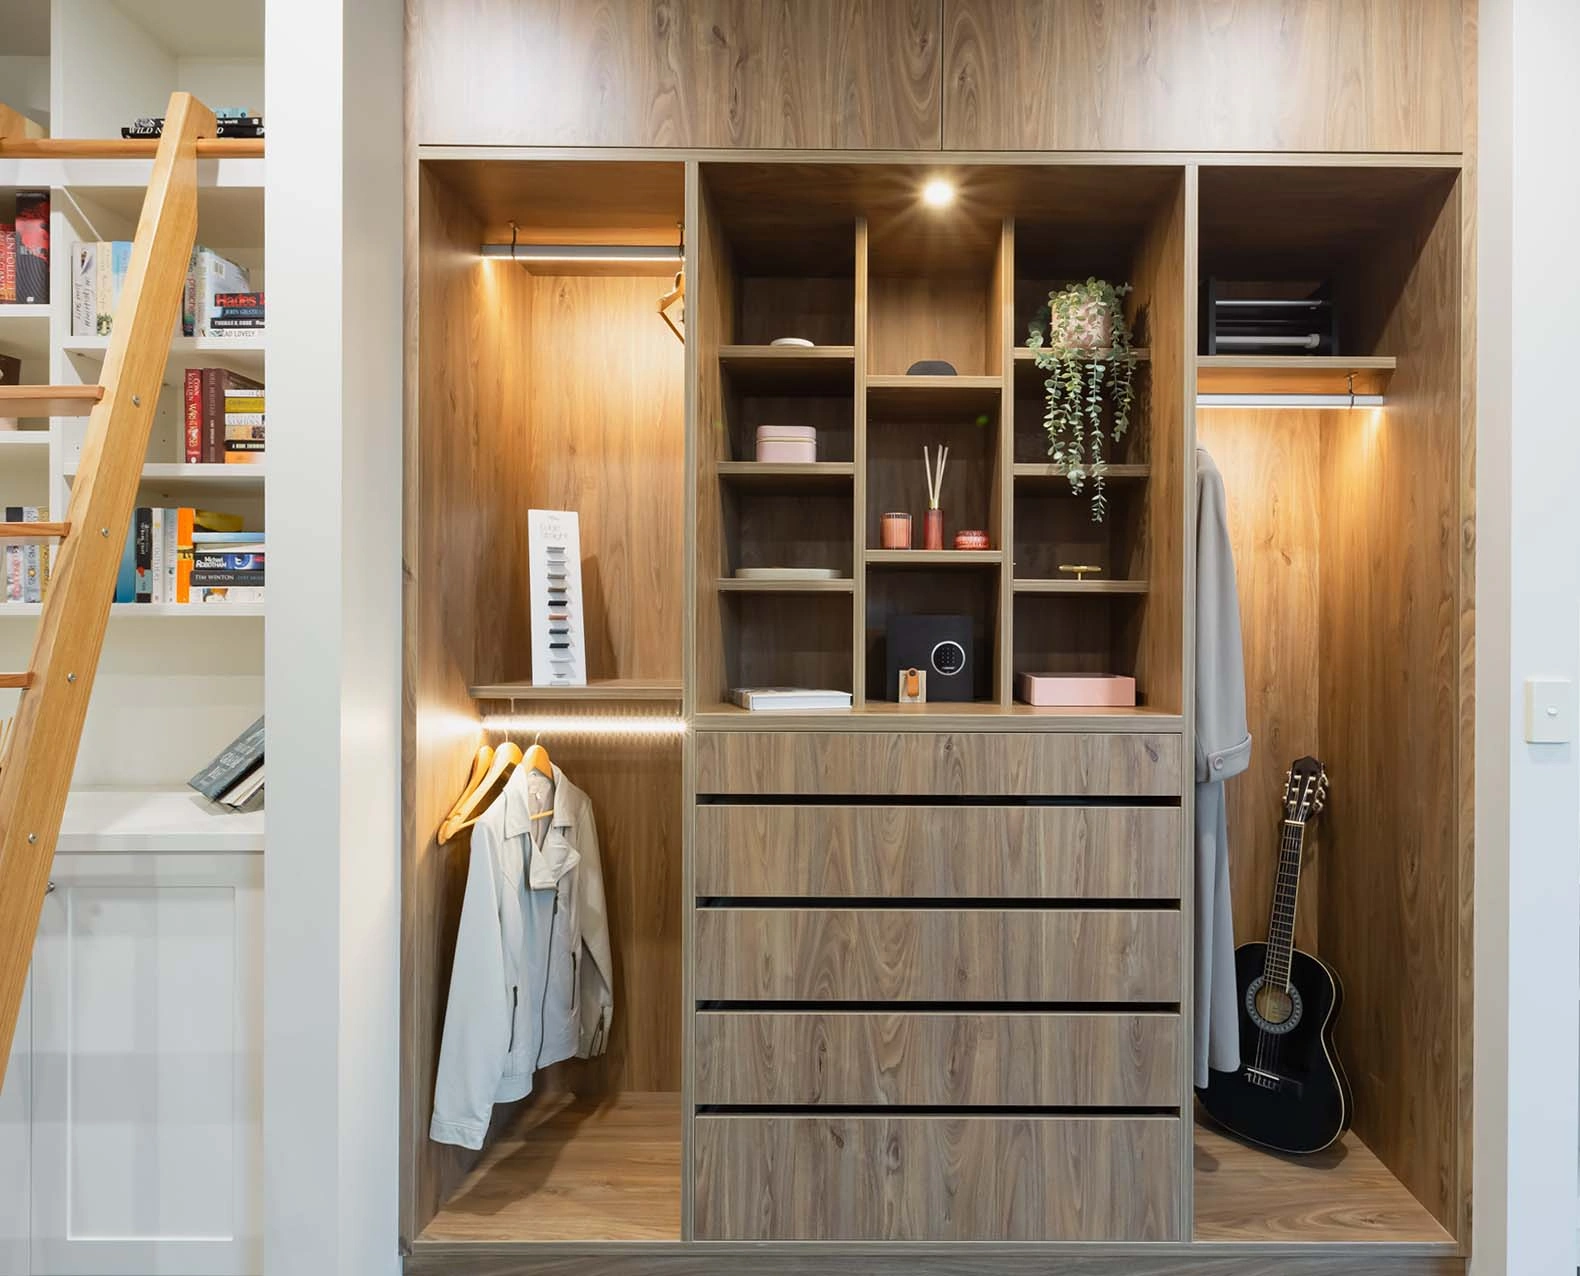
[1523,677,1574,744]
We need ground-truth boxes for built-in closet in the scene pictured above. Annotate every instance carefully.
[406,152,1470,1271]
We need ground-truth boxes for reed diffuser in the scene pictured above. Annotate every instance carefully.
[923,444,949,550]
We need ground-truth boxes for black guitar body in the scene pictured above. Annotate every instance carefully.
[1196,941,1353,1155]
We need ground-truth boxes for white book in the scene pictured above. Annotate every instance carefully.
[71,244,96,336]
[162,509,179,605]
[730,688,853,711]
[220,763,265,808]
[149,508,166,603]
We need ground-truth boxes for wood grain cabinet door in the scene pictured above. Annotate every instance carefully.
[942,0,1464,153]
[411,0,944,148]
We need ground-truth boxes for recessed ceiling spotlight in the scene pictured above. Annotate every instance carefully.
[922,178,956,208]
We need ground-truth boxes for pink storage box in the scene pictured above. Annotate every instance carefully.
[1016,672,1136,707]
[756,424,817,463]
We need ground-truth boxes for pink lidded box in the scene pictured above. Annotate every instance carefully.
[755,425,817,463]
[1016,672,1137,707]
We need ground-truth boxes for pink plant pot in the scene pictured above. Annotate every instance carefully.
[923,509,944,551]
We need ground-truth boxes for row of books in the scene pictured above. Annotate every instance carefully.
[2,507,50,603]
[0,191,48,305]
[188,716,265,812]
[184,368,265,464]
[124,109,265,141]
[113,508,264,605]
[72,244,257,339]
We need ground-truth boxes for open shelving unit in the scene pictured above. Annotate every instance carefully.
[693,165,1186,717]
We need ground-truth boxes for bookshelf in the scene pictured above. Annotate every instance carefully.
[0,0,267,810]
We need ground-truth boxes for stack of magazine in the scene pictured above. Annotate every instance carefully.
[730,688,851,711]
[187,717,265,811]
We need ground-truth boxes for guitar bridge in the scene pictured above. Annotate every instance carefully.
[1244,1065,1284,1091]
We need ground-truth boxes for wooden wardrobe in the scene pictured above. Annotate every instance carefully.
[402,4,1474,1274]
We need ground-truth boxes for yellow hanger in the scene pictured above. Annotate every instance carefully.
[439,742,523,844]
[521,739,556,823]
[441,744,494,826]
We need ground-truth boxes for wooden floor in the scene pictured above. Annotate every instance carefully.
[420,1091,682,1242]
[1193,1119,1456,1246]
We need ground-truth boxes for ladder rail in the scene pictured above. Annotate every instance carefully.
[0,92,217,1078]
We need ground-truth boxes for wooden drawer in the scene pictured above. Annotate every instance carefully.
[694,1114,1179,1240]
[695,908,1181,1002]
[695,804,1181,899]
[695,1011,1182,1106]
[694,731,1182,797]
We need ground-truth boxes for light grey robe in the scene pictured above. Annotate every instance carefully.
[1194,448,1252,1087]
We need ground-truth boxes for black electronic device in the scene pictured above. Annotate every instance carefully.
[885,613,975,702]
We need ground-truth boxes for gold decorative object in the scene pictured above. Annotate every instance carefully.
[1059,564,1103,582]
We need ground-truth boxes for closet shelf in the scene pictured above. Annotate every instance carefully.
[1014,345,1151,391]
[715,461,854,490]
[468,679,684,701]
[867,374,1001,417]
[1197,355,1396,397]
[0,303,50,361]
[718,344,854,392]
[64,461,264,484]
[1014,578,1149,594]
[693,702,1185,732]
[716,576,854,594]
[57,787,264,855]
[63,334,266,383]
[1014,462,1150,486]
[866,549,1002,568]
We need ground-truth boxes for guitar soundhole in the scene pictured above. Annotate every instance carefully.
[1246,976,1303,1035]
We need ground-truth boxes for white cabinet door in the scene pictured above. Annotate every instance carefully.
[31,853,262,1276]
[0,973,29,1275]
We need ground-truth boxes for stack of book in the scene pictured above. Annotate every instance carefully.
[184,247,251,338]
[730,688,852,711]
[2,507,50,604]
[211,290,264,335]
[187,716,265,812]
[124,108,264,140]
[183,368,264,463]
[111,507,263,605]
[72,240,132,335]
[0,191,48,305]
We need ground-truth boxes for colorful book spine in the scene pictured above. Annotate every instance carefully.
[3,507,22,603]
[94,241,114,335]
[114,520,136,602]
[22,506,42,604]
[184,369,202,462]
[175,507,194,603]
[194,552,264,571]
[14,191,47,305]
[0,225,15,303]
[162,508,178,604]
[190,569,265,586]
[149,508,166,603]
[133,507,153,602]
[72,243,95,334]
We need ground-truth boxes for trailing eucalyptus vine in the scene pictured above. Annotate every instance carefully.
[1025,279,1138,522]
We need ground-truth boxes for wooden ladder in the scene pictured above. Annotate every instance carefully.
[0,92,220,1077]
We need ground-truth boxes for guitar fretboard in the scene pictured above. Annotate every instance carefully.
[1263,818,1306,988]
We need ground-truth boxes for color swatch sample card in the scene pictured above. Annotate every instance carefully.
[527,508,587,687]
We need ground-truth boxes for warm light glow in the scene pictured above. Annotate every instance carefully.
[1197,393,1387,410]
[921,178,956,209]
[485,713,688,739]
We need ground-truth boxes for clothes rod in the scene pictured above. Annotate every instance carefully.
[480,243,683,264]
[1197,393,1386,409]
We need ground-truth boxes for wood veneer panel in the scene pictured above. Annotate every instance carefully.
[942,0,1463,153]
[410,0,943,149]
[420,1092,681,1242]
[1317,180,1463,1232]
[1194,410,1323,952]
[1193,1122,1454,1246]
[694,730,1183,796]
[695,1012,1182,1106]
[692,176,734,704]
[424,159,685,247]
[693,1115,1179,1240]
[694,804,1181,899]
[695,908,1181,1002]
[405,168,537,1234]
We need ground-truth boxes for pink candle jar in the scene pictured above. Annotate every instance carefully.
[880,512,913,550]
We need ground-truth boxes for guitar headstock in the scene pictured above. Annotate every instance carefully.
[1282,756,1329,823]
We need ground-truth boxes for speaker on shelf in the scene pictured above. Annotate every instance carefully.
[885,613,975,703]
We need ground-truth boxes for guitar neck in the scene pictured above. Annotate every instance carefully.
[1263,818,1307,989]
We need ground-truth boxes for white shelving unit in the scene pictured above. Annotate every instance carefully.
[57,786,264,854]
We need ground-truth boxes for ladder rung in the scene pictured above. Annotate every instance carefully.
[0,673,31,690]
[0,522,69,542]
[0,386,104,417]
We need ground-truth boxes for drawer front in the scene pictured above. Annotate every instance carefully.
[694,731,1182,797]
[695,908,1181,1002]
[695,804,1181,899]
[694,1115,1179,1240]
[695,1011,1182,1106]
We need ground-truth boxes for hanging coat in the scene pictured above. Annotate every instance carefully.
[429,763,614,1150]
[1194,447,1252,1088]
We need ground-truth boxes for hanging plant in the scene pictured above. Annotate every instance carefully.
[1025,278,1138,523]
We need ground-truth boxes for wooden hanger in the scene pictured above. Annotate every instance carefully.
[657,270,684,343]
[438,742,523,844]
[521,738,556,826]
[442,744,494,825]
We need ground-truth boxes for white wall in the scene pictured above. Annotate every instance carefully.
[261,0,403,1273]
[1475,1,1580,1273]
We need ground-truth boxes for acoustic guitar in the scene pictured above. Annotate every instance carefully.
[1197,756,1352,1155]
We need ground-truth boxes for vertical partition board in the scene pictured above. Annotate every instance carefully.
[1194,410,1324,954]
[1318,180,1464,1233]
[691,176,734,706]
[852,217,870,705]
[404,167,535,1238]
[1127,173,1187,717]
[994,218,1014,705]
